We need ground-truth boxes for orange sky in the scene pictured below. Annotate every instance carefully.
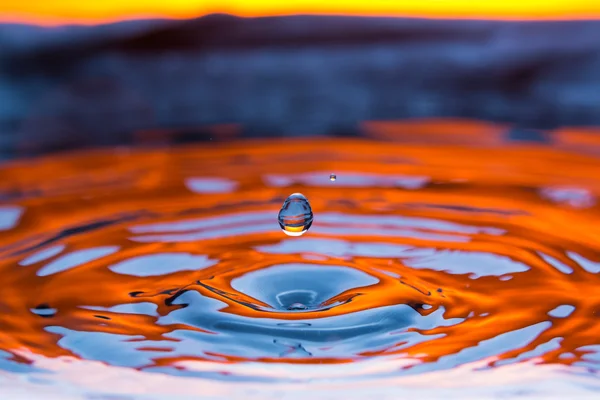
[1,0,600,26]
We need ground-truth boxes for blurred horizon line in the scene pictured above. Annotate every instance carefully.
[3,13,600,31]
[2,0,600,27]
[3,10,600,160]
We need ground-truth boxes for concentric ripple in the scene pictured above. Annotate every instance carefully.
[1,126,600,397]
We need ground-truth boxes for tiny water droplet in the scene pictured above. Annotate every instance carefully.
[278,193,313,237]
[287,303,308,311]
[329,173,336,182]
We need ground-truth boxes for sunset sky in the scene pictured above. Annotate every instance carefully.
[1,0,600,26]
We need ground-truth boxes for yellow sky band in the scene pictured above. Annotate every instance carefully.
[2,0,600,26]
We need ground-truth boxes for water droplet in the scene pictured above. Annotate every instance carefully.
[329,173,336,182]
[277,193,313,237]
[287,303,308,311]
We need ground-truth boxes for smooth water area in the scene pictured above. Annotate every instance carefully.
[1,126,600,399]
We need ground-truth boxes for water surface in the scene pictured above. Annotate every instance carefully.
[1,125,600,399]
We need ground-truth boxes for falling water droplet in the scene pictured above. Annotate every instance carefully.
[329,173,337,182]
[277,193,313,237]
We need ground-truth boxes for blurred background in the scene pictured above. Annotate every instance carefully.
[1,1,600,158]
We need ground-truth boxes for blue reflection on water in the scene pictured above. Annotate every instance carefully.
[405,322,552,375]
[80,302,159,317]
[0,205,23,231]
[230,263,378,310]
[36,246,119,276]
[548,305,575,318]
[402,249,530,278]
[19,245,66,266]
[256,238,411,258]
[185,177,239,194]
[109,253,217,277]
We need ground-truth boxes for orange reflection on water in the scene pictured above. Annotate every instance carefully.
[362,119,509,146]
[0,121,599,380]
[2,0,600,26]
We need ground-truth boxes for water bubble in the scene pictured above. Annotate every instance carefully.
[330,173,337,182]
[277,193,313,237]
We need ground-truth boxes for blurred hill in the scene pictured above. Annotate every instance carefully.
[1,14,600,157]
